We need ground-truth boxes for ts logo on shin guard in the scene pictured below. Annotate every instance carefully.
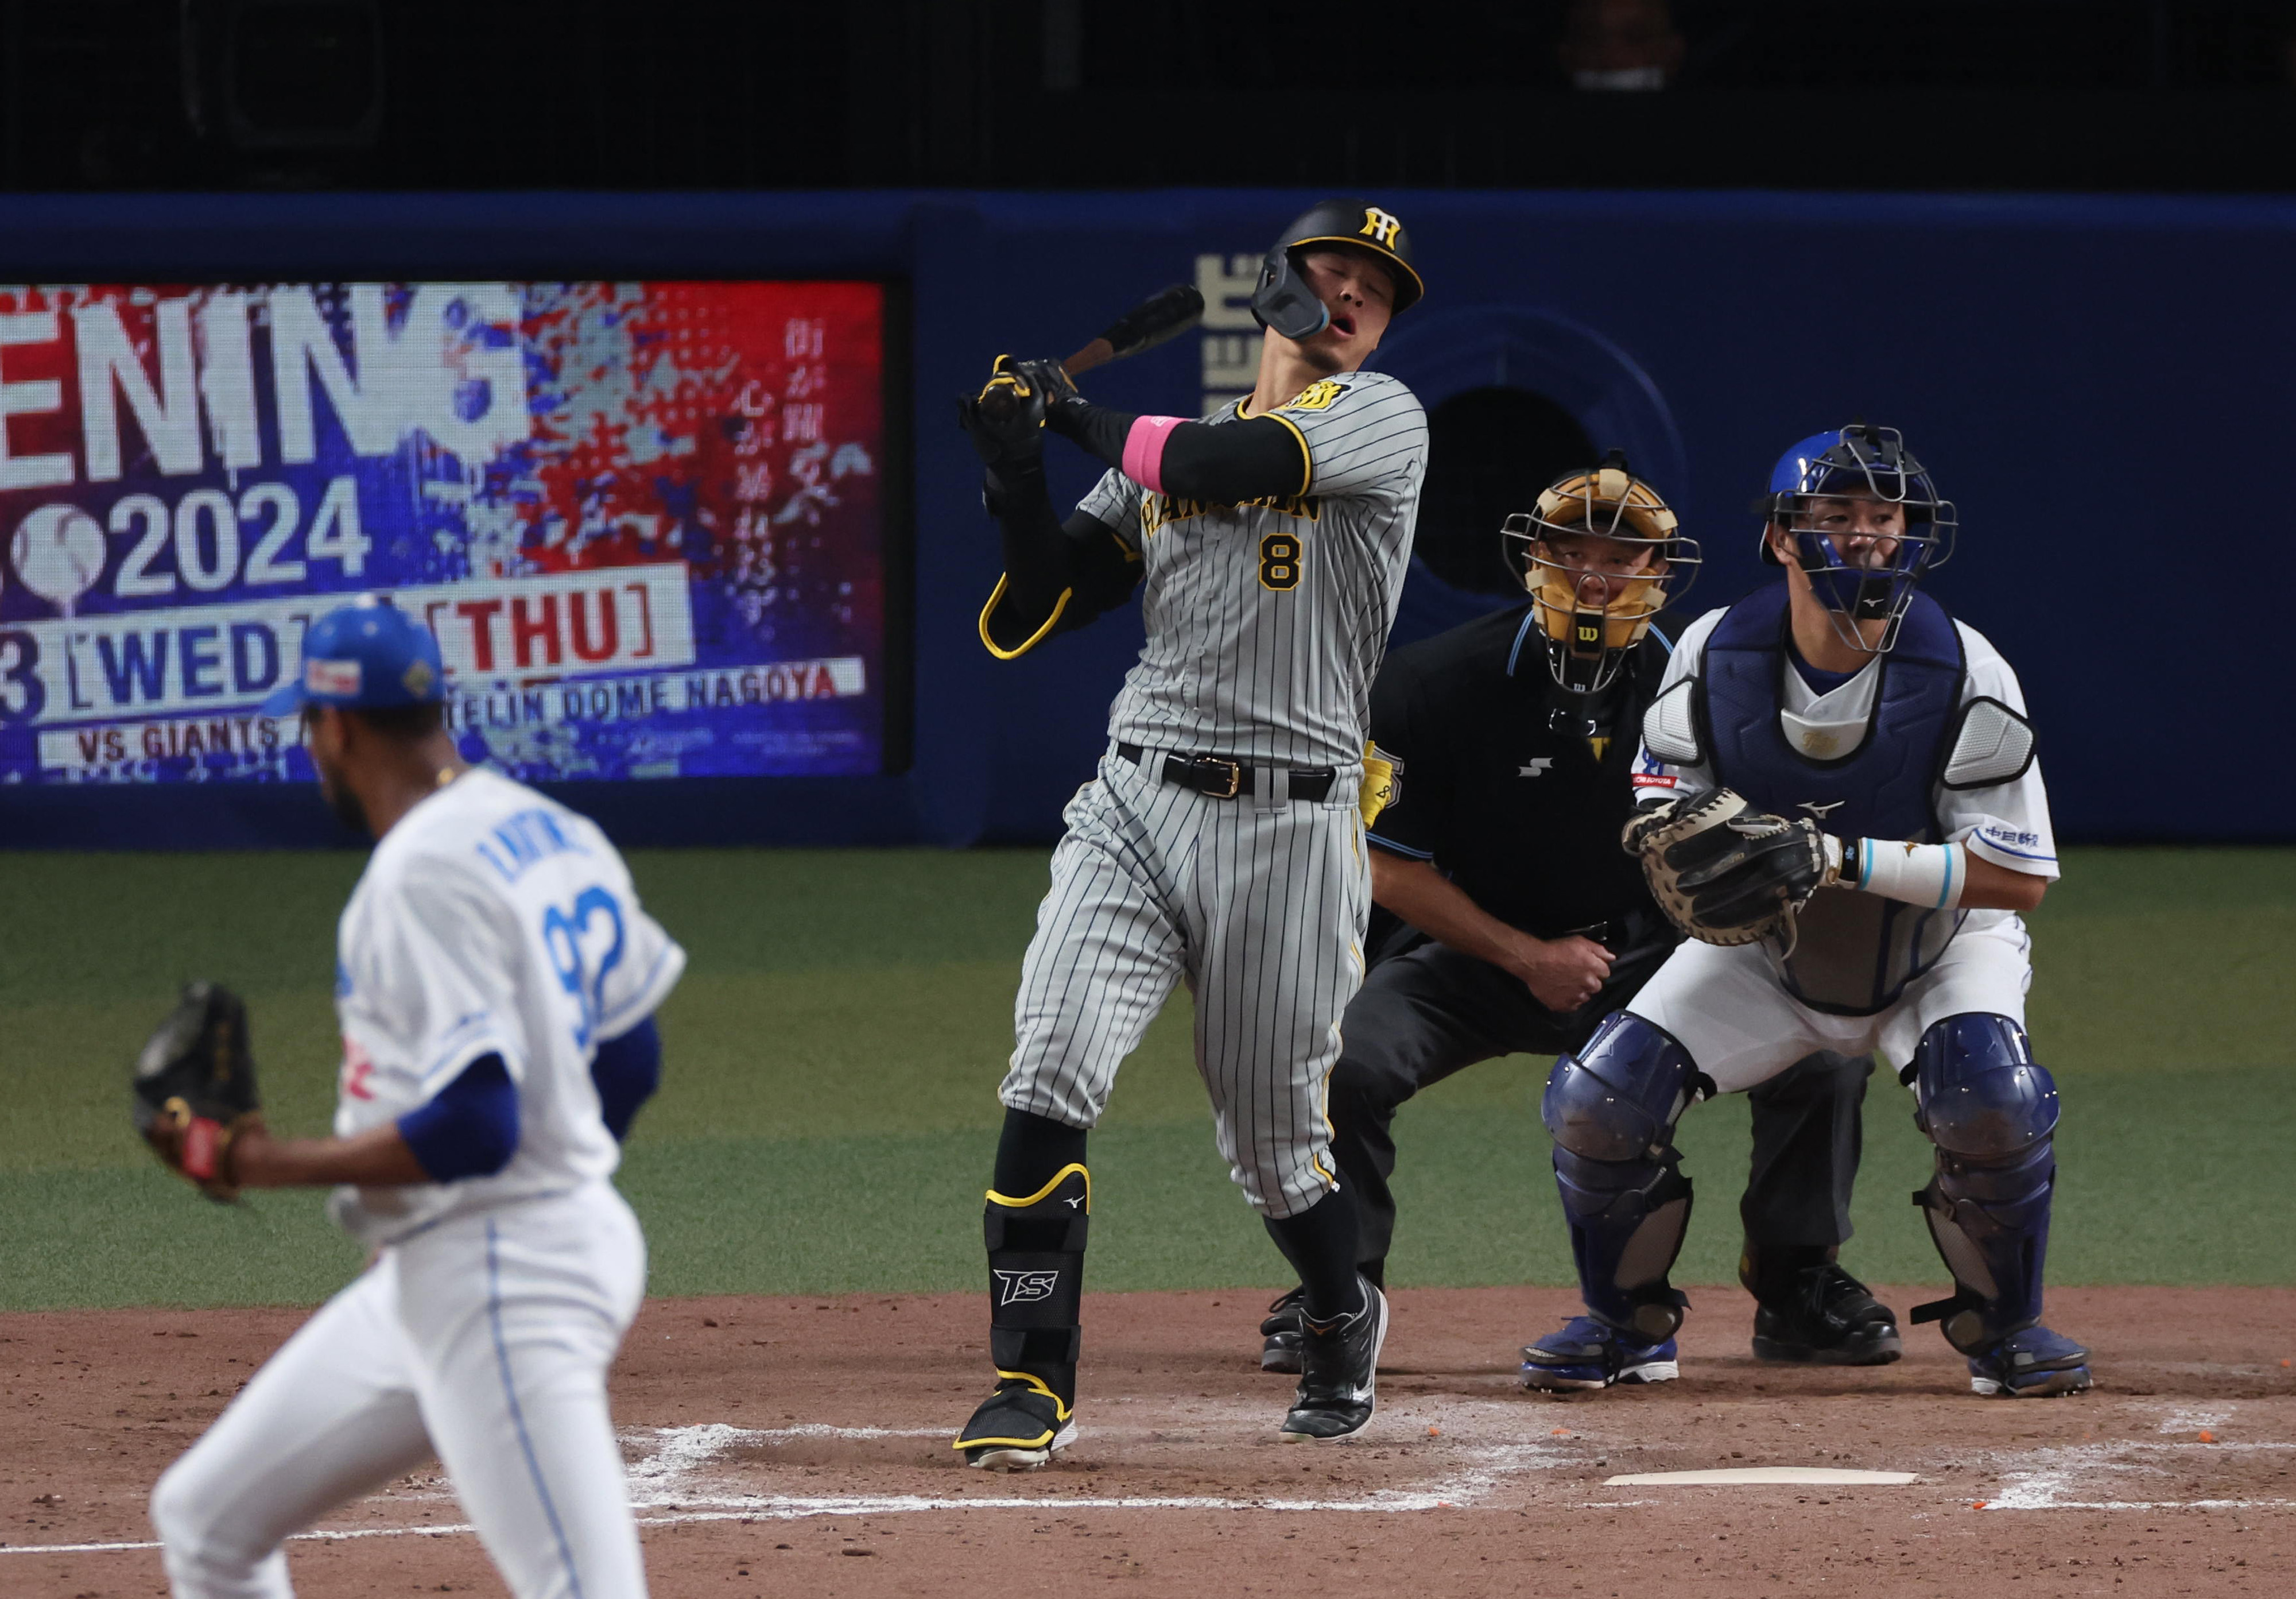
[994,1269,1061,1307]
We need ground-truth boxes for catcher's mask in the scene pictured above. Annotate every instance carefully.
[1756,424,1957,654]
[1503,451,1700,695]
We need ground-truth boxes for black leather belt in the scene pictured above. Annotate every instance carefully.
[1116,742,1337,802]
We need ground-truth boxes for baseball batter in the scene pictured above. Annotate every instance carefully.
[1526,425,2091,1398]
[141,597,683,1596]
[951,199,1429,1464]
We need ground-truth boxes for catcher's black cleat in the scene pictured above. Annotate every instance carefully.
[1751,1264,1903,1366]
[1281,1279,1387,1442]
[1260,1286,1305,1375]
[954,1377,1078,1472]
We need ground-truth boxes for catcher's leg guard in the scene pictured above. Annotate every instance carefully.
[1906,1014,2060,1352]
[1542,1013,1712,1342]
[956,1159,1089,1468]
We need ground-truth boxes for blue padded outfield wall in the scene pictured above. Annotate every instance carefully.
[0,189,2283,849]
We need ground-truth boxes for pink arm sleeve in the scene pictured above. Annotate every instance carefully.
[1121,415,1188,493]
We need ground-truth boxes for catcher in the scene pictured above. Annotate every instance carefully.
[1257,455,1898,1386]
[1523,424,2091,1399]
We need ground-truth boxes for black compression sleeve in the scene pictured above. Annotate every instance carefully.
[1053,400,1134,469]
[1159,419,1312,502]
[981,463,1139,655]
[986,459,1071,626]
[1049,400,1311,504]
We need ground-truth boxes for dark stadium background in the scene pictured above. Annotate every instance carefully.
[0,0,2286,848]
[10,2,2296,194]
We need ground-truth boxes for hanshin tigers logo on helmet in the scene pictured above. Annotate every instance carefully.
[1359,207,1403,247]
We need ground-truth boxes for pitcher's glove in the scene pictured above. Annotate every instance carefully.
[1625,790,1842,947]
[131,982,263,1202]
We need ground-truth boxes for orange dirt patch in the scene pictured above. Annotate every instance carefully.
[6,1283,2293,1597]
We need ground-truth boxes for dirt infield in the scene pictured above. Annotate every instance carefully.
[6,1283,2292,1597]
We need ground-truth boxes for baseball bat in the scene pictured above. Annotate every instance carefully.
[973,283,1208,424]
[1059,282,1205,377]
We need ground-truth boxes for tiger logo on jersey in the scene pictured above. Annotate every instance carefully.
[1282,379,1348,412]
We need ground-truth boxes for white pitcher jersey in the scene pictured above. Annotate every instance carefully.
[1077,371,1428,767]
[328,767,685,1248]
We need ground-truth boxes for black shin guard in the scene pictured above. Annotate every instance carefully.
[984,1110,1090,1410]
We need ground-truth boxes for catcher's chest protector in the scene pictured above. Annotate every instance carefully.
[1700,585,1964,1015]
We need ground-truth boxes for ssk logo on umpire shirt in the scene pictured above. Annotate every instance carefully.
[994,1269,1061,1307]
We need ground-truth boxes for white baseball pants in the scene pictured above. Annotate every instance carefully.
[999,745,1369,1219]
[1627,915,2036,1092]
[150,1180,648,1599]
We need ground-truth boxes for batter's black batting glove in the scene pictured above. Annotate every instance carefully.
[956,354,1052,471]
[1009,357,1080,412]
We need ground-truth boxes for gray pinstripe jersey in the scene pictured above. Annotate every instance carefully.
[1077,371,1427,768]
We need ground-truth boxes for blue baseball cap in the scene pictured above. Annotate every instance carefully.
[260,597,446,717]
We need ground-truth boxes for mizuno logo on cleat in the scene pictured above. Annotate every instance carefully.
[993,1269,1061,1306]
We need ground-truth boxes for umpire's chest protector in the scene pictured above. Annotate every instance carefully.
[1698,584,1965,1015]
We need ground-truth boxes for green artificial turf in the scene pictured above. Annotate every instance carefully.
[1,846,2289,1310]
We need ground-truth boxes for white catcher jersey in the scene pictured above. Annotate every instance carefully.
[1637,606,2060,951]
[328,767,685,1247]
[1078,371,1428,768]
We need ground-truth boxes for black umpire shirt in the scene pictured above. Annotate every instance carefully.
[1366,604,1673,939]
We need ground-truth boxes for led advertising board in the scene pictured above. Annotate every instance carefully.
[0,279,893,788]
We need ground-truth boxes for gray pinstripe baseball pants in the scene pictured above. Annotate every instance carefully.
[998,746,1370,1219]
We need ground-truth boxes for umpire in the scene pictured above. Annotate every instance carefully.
[1259,454,1901,1379]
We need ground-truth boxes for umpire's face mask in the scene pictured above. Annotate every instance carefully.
[304,708,372,837]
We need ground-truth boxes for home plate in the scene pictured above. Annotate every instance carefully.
[1603,1467,1919,1487]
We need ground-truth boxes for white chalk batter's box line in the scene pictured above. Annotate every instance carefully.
[10,1412,2296,1558]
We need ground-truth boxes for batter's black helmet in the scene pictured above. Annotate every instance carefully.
[1250,198,1425,342]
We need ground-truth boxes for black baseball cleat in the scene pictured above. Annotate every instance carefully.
[1751,1264,1903,1366]
[1260,1286,1305,1375]
[1280,1279,1388,1442]
[953,1377,1078,1472]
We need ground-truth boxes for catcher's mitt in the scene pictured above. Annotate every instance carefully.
[131,982,262,1202]
[1626,789,1838,947]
